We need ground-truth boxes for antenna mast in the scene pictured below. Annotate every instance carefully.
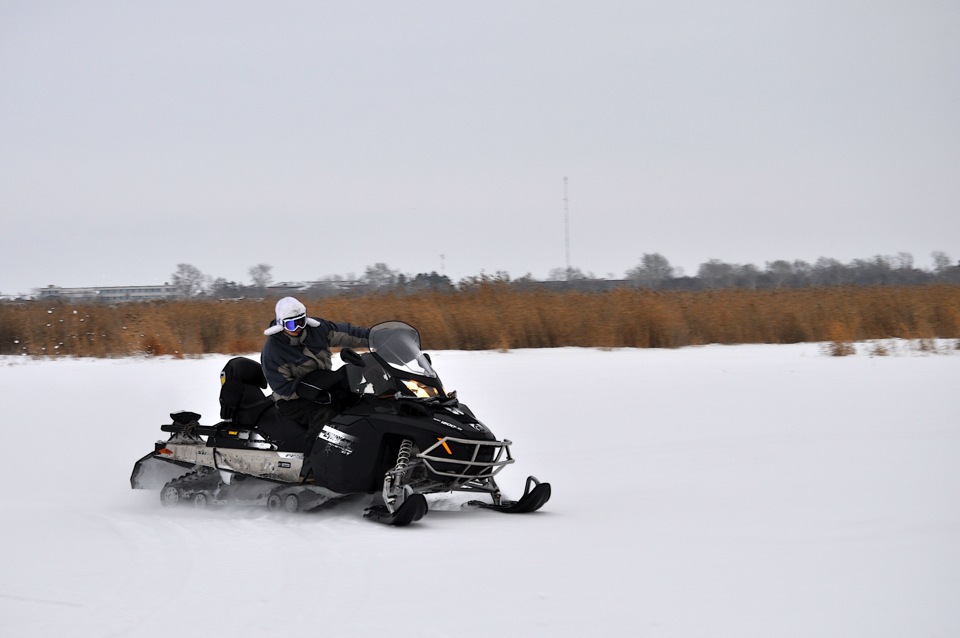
[564,176,571,280]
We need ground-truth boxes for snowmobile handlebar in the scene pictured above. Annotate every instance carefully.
[340,347,365,367]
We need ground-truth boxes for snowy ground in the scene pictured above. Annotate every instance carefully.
[1,342,959,637]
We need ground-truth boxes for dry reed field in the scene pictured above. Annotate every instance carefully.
[2,284,959,357]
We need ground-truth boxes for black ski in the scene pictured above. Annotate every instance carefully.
[364,493,429,527]
[469,476,551,514]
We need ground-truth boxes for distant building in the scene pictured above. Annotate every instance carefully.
[266,280,365,296]
[37,284,180,302]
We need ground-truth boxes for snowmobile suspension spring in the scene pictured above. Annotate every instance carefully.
[394,438,414,475]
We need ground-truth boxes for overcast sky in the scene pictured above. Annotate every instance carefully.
[1,1,958,294]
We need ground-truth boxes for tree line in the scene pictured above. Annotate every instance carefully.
[168,262,459,299]
[606,251,959,290]
[13,251,957,303]
[164,251,960,300]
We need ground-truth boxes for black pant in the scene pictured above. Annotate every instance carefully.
[276,398,338,476]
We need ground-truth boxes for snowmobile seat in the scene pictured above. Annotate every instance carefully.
[220,357,272,423]
[218,357,307,452]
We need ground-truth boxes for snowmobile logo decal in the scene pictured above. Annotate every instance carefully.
[432,416,463,432]
[319,425,357,456]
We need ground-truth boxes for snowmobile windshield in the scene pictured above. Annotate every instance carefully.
[368,321,438,379]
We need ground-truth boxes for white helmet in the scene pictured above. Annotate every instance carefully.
[275,296,306,324]
[264,296,316,335]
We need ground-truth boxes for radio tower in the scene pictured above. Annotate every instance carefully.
[564,177,571,281]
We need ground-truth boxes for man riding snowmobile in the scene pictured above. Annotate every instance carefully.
[258,296,370,475]
[133,320,551,526]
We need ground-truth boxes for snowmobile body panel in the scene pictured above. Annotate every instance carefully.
[134,439,305,484]
[308,398,501,494]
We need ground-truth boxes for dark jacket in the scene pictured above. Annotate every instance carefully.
[261,318,370,400]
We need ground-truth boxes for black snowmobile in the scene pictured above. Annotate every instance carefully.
[131,321,550,526]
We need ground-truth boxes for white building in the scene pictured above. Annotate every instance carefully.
[37,284,180,302]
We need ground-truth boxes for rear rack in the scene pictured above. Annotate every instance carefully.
[161,423,219,436]
[417,436,515,481]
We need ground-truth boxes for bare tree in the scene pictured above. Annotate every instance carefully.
[209,277,243,299]
[626,253,675,288]
[362,263,401,288]
[896,252,915,270]
[764,260,794,288]
[931,251,952,274]
[697,259,737,289]
[547,266,588,281]
[171,263,207,298]
[248,264,273,289]
[810,257,847,287]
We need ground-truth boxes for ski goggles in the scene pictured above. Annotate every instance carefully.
[282,315,306,331]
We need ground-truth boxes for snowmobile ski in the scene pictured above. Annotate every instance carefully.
[364,493,429,527]
[468,476,552,514]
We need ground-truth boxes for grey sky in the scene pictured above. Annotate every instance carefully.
[2,1,958,294]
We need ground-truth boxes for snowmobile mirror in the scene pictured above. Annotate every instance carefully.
[340,348,365,367]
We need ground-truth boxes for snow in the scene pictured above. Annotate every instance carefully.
[1,343,959,637]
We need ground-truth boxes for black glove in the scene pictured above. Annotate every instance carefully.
[297,369,344,404]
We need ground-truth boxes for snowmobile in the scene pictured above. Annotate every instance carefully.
[131,321,550,526]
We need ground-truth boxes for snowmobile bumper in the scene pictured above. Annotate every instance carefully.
[417,436,515,483]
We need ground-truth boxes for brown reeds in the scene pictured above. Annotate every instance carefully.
[2,284,959,357]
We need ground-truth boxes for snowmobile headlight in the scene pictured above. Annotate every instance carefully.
[402,379,441,399]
